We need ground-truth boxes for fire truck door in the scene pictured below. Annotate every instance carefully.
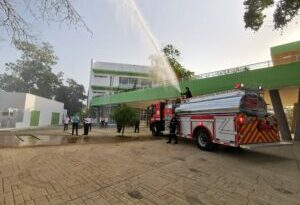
[215,116,236,143]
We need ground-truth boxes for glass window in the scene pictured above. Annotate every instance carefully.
[119,77,138,85]
[119,77,129,84]
[94,75,107,78]
[141,79,152,87]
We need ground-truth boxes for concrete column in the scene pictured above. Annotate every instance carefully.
[97,106,100,124]
[292,103,297,133]
[269,89,292,141]
[294,89,300,140]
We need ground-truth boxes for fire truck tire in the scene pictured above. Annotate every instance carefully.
[195,129,214,151]
[151,123,160,136]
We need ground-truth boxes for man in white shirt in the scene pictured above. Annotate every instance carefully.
[63,116,70,131]
[86,115,92,131]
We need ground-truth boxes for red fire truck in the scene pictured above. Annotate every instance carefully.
[150,87,281,151]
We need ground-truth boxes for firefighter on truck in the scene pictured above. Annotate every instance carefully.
[149,84,282,151]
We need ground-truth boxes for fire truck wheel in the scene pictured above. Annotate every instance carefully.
[151,124,160,136]
[195,129,214,151]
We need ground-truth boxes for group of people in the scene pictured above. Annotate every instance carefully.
[63,114,92,136]
[62,87,192,142]
[100,117,108,127]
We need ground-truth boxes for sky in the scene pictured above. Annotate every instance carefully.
[0,0,300,91]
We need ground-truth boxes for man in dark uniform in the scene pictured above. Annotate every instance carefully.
[181,87,193,99]
[167,115,178,144]
[83,117,89,135]
[134,119,140,133]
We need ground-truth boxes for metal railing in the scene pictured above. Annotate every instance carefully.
[195,60,273,80]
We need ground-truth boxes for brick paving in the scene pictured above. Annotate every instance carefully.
[0,127,299,204]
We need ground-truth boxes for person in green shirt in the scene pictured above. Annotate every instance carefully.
[71,114,80,136]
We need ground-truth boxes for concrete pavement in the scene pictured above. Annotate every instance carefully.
[0,127,299,205]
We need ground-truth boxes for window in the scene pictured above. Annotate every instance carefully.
[2,112,9,116]
[119,77,129,84]
[94,75,107,78]
[119,77,138,87]
[93,91,106,95]
[141,79,152,87]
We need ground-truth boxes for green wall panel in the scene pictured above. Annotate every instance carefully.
[92,69,149,77]
[51,112,60,126]
[91,62,300,106]
[271,41,300,56]
[30,111,40,126]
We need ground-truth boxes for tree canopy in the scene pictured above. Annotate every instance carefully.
[162,44,194,80]
[55,79,86,115]
[149,44,194,83]
[244,0,300,31]
[0,41,86,115]
[112,104,137,136]
[0,41,60,98]
[0,0,90,42]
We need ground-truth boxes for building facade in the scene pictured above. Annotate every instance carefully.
[0,91,65,129]
[88,61,152,104]
[88,60,153,119]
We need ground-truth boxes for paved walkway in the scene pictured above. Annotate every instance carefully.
[0,128,299,205]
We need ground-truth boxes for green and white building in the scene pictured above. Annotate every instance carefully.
[88,60,153,117]
[0,91,65,129]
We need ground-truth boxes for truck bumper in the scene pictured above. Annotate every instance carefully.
[239,141,293,150]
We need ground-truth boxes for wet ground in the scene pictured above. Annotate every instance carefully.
[0,126,299,204]
[0,126,155,148]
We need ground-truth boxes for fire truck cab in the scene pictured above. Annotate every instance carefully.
[150,88,280,151]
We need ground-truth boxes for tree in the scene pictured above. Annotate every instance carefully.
[55,79,86,116]
[0,0,91,42]
[112,104,137,136]
[0,40,86,116]
[0,41,61,98]
[149,44,194,83]
[162,44,194,80]
[244,0,300,31]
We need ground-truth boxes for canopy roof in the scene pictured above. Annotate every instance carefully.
[91,62,300,108]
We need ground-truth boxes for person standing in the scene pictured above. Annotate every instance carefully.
[71,114,80,136]
[181,87,193,99]
[100,117,104,127]
[134,119,140,133]
[104,116,108,127]
[167,115,178,144]
[83,117,89,135]
[63,115,70,131]
[86,115,92,132]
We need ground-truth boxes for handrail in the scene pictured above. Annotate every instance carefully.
[194,60,273,80]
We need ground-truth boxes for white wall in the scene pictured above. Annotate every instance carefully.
[23,94,64,127]
[0,92,65,129]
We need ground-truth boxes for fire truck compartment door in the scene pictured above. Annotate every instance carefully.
[180,117,191,137]
[215,116,236,142]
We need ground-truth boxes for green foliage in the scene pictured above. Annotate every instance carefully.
[244,0,300,31]
[112,104,137,136]
[55,79,86,116]
[0,41,60,98]
[149,44,194,82]
[162,44,194,80]
[0,40,86,116]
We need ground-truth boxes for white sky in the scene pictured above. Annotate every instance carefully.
[0,0,299,91]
